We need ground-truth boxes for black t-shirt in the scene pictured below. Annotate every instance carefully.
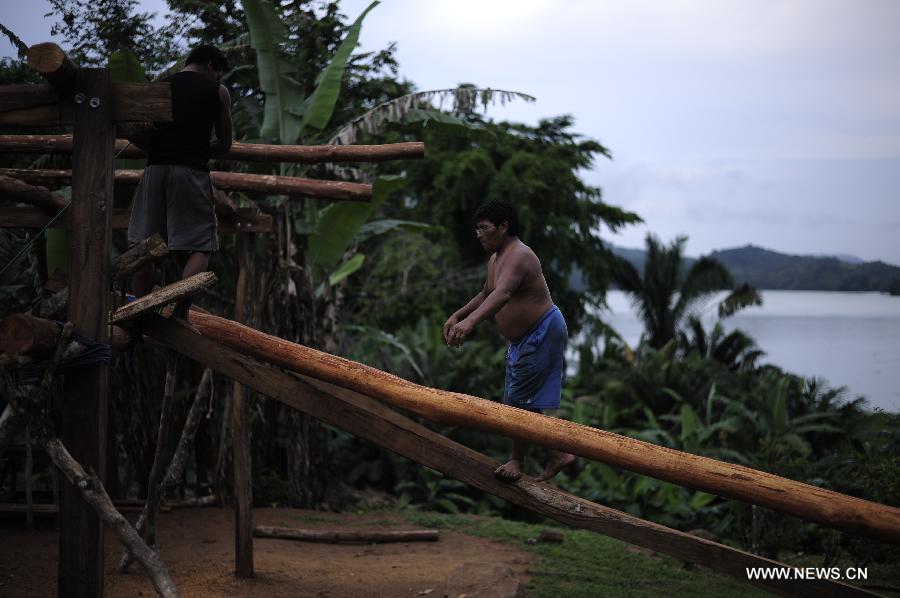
[147,71,220,171]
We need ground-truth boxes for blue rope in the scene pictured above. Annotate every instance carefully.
[15,325,112,386]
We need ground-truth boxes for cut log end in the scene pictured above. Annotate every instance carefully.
[26,43,69,74]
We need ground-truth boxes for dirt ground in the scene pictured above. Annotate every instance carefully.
[0,507,532,597]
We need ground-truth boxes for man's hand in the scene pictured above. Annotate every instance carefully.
[446,319,474,348]
[442,315,458,345]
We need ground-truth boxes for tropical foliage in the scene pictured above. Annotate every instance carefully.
[0,0,896,574]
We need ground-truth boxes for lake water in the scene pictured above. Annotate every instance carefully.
[591,290,900,413]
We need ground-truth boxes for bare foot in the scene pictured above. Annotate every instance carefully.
[535,452,575,482]
[494,459,523,481]
[170,313,201,335]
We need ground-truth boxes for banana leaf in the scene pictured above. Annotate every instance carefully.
[243,0,305,143]
[306,175,406,274]
[298,0,379,132]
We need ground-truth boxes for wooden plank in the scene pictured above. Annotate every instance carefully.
[0,135,425,164]
[254,526,439,544]
[141,314,873,598]
[0,207,273,234]
[0,83,171,126]
[59,67,113,598]
[232,233,254,577]
[0,168,371,202]
[108,271,216,325]
[180,310,900,545]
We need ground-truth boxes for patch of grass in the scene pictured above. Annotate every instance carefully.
[401,511,767,598]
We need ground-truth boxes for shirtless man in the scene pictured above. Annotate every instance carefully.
[443,200,575,482]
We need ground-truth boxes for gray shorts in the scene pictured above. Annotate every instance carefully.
[127,164,219,252]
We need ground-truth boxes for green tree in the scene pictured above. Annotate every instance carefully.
[612,234,761,349]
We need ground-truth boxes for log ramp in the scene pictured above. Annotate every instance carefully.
[143,313,889,597]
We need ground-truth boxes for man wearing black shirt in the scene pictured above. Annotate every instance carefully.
[128,45,233,329]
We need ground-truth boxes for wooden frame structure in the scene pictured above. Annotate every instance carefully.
[0,41,424,596]
[1,41,897,598]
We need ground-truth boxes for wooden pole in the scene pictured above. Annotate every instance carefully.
[0,174,68,211]
[176,310,900,545]
[140,315,873,598]
[0,206,273,234]
[0,134,425,164]
[0,168,372,202]
[58,67,114,598]
[232,233,254,577]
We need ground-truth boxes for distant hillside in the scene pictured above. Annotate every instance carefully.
[606,244,900,294]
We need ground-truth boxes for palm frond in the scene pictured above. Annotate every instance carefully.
[718,283,763,318]
[327,87,536,145]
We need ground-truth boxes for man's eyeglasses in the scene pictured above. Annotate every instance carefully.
[475,224,495,235]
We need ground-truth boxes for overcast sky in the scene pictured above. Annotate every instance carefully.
[3,0,899,263]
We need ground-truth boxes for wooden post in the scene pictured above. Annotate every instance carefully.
[58,68,114,598]
[232,233,254,577]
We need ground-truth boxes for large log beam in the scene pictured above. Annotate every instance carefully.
[0,168,371,202]
[0,84,172,125]
[178,310,900,545]
[0,207,273,234]
[142,314,871,597]
[0,135,425,164]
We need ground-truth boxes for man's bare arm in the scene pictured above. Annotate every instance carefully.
[444,282,487,343]
[209,84,233,156]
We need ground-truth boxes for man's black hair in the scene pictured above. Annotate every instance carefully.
[474,200,520,237]
[185,45,229,72]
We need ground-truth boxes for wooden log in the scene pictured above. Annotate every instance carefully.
[177,310,900,545]
[0,174,68,211]
[0,206,273,234]
[0,83,172,126]
[253,526,439,544]
[140,314,871,597]
[118,354,178,573]
[108,271,216,325]
[232,234,253,578]
[0,313,131,355]
[118,369,213,573]
[59,67,114,598]
[26,42,77,98]
[0,135,425,164]
[161,369,213,493]
[0,313,62,357]
[111,233,168,280]
[0,168,371,202]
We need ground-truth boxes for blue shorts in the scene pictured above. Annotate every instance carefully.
[503,306,568,410]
